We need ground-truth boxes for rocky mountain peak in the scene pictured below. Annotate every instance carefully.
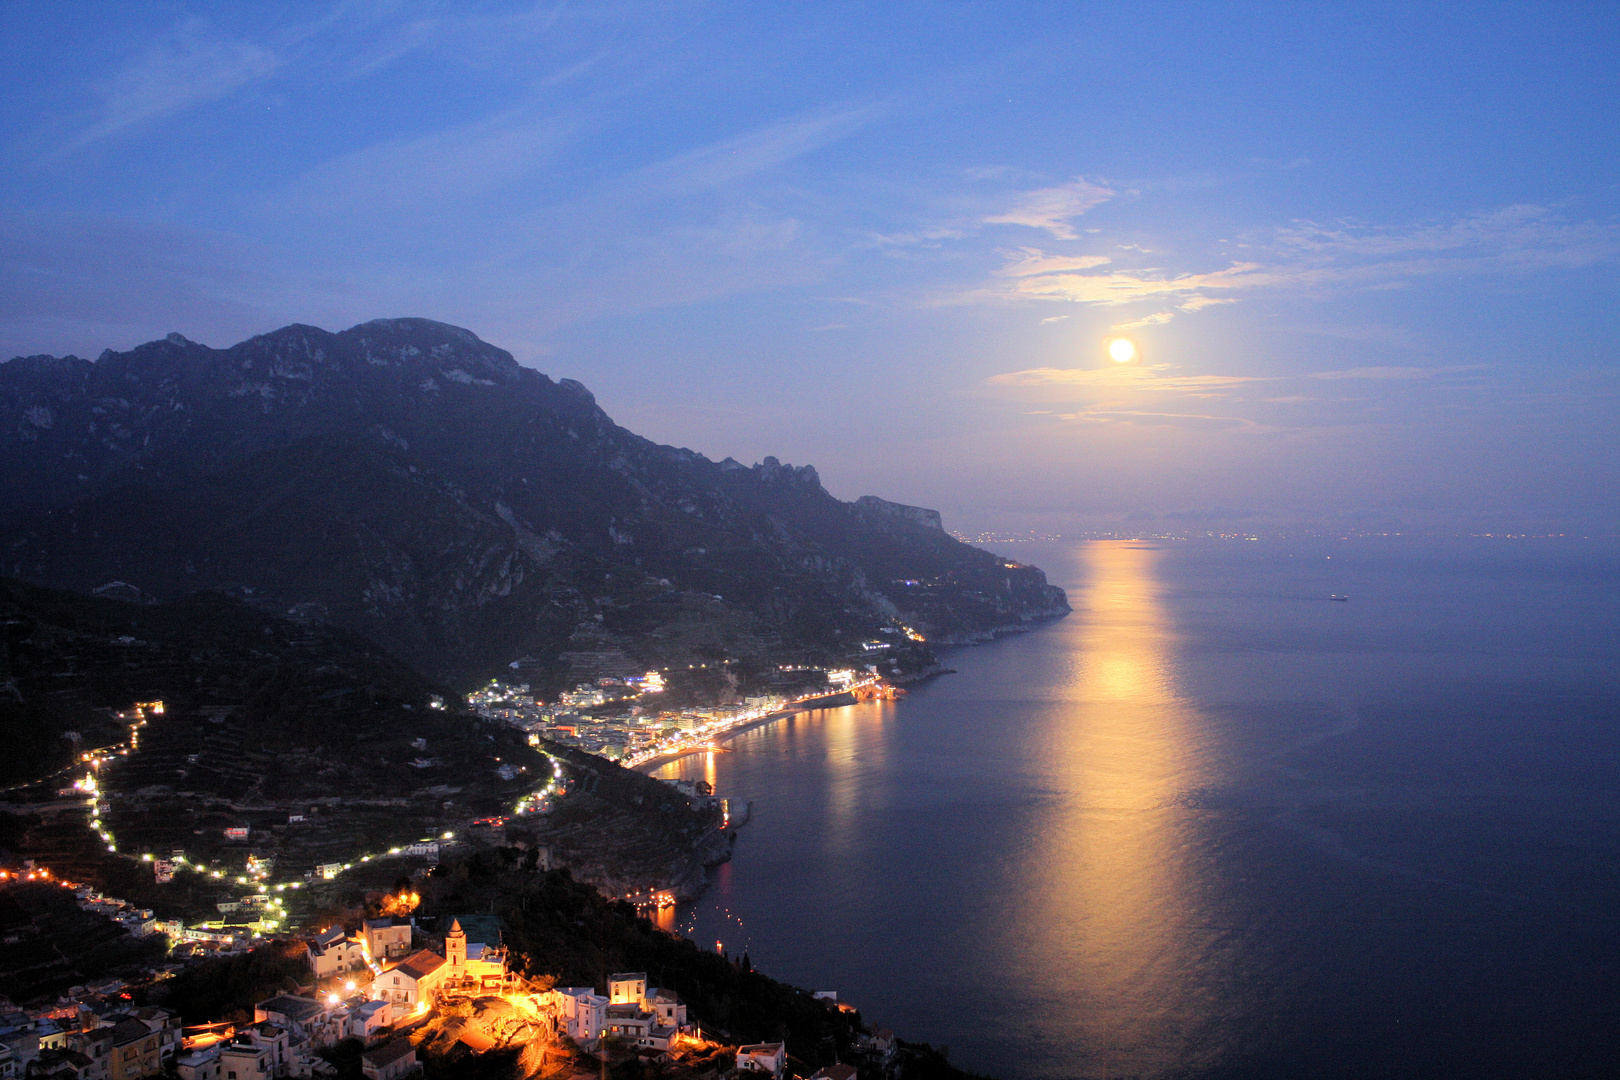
[753,456,823,491]
[0,318,1067,685]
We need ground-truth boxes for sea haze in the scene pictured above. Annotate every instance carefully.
[655,537,1620,1079]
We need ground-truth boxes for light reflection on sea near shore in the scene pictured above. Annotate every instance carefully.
[1016,541,1227,1077]
[822,699,893,879]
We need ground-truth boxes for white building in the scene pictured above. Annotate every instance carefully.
[307,928,366,979]
[175,1047,222,1080]
[737,1042,786,1079]
[607,972,646,1005]
[375,951,445,1007]
[644,988,687,1030]
[545,988,607,1045]
[217,1040,272,1080]
[348,1002,393,1045]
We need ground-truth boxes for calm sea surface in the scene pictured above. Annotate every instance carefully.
[653,539,1620,1079]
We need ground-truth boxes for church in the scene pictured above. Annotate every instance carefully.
[372,918,511,1007]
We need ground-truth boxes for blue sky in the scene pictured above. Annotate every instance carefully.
[3,1,1616,533]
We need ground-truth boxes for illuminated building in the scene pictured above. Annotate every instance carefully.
[545,988,607,1046]
[362,917,413,962]
[375,951,446,1007]
[307,927,366,978]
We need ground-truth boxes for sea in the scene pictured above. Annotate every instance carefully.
[652,537,1620,1080]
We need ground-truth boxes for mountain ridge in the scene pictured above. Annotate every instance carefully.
[1,319,1067,686]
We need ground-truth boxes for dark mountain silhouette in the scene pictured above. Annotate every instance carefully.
[1,319,1065,685]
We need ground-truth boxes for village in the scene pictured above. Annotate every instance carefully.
[467,659,899,771]
[0,640,939,1080]
[0,702,910,1080]
[0,871,898,1080]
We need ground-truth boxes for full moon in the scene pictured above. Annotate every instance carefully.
[1108,338,1138,364]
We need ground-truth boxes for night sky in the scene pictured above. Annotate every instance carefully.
[3,2,1616,533]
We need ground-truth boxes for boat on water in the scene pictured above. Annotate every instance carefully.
[1330,594,1349,601]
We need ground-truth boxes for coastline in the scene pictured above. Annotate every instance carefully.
[625,646,1018,777]
[629,693,858,775]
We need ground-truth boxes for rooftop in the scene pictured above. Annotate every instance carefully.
[393,950,446,980]
[110,1018,151,1046]
[257,995,326,1023]
[361,1039,416,1069]
[812,1066,858,1080]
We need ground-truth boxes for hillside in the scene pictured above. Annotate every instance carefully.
[0,577,544,909]
[0,319,1066,686]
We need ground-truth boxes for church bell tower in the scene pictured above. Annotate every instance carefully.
[446,918,466,970]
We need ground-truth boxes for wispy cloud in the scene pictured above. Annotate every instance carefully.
[1001,259,1287,306]
[1177,296,1235,312]
[980,354,1500,440]
[967,203,1620,317]
[1111,311,1176,332]
[1274,204,1587,258]
[64,19,279,152]
[988,365,1263,393]
[1052,408,1262,431]
[1307,365,1477,380]
[996,248,1112,276]
[983,178,1115,239]
[275,100,585,217]
[866,227,967,249]
[626,102,888,197]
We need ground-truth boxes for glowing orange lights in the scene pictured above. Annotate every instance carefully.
[379,888,421,917]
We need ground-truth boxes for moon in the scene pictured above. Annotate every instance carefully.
[1108,338,1138,364]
